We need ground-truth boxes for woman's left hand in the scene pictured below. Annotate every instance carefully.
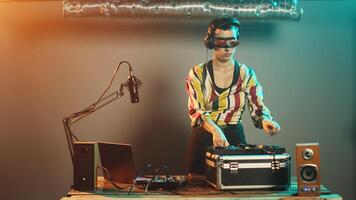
[262,119,280,136]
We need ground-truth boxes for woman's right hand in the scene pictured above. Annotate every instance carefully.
[212,130,230,147]
[201,117,230,147]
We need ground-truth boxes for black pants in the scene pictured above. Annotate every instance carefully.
[186,123,246,175]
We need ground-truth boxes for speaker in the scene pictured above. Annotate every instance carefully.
[73,142,100,191]
[295,143,321,196]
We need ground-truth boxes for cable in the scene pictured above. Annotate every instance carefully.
[155,165,187,195]
[144,168,159,194]
[69,61,132,120]
[158,165,169,179]
[97,166,125,192]
[128,164,153,195]
[144,165,169,195]
[93,61,132,110]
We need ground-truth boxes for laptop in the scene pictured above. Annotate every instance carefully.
[98,142,136,183]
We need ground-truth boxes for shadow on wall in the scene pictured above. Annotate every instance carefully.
[129,74,188,174]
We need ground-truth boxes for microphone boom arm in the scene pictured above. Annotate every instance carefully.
[62,61,135,165]
[63,86,124,165]
[71,86,124,125]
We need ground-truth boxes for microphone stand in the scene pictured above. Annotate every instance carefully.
[62,61,139,165]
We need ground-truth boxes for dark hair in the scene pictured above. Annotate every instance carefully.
[208,17,240,31]
[217,23,239,31]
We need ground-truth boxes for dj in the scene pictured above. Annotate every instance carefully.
[185,17,280,175]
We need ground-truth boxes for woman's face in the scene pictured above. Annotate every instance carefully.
[213,27,239,63]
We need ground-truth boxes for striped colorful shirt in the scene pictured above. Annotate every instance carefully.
[185,60,273,128]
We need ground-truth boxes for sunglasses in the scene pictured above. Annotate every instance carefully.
[214,38,240,48]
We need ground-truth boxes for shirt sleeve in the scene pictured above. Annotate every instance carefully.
[185,67,211,127]
[244,67,274,129]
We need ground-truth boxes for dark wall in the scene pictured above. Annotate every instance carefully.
[0,1,354,199]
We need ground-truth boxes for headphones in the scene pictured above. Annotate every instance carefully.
[203,17,241,49]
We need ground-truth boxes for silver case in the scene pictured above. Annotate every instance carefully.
[206,153,291,190]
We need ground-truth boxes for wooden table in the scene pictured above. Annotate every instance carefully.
[62,177,342,200]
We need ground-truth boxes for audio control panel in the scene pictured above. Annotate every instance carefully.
[135,175,187,190]
[300,186,320,193]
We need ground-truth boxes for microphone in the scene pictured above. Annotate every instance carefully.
[126,71,142,103]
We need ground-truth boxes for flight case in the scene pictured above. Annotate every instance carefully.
[206,147,291,190]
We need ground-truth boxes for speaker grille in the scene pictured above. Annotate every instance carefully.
[300,165,317,182]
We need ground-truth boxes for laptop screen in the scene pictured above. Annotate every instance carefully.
[98,142,136,183]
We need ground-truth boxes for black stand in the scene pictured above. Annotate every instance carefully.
[62,61,141,165]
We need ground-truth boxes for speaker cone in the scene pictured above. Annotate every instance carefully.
[300,165,317,182]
